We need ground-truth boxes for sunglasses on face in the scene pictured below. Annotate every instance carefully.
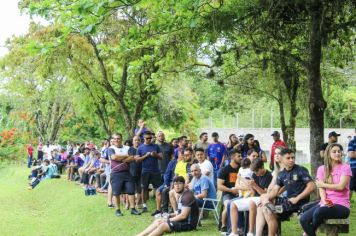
[145,137,152,140]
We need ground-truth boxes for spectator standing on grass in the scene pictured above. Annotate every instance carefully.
[174,136,187,160]
[109,133,141,217]
[196,148,214,183]
[134,119,151,142]
[193,132,210,153]
[135,131,163,213]
[27,144,34,168]
[320,131,340,159]
[156,131,174,177]
[37,142,44,161]
[239,134,260,159]
[171,138,178,149]
[129,135,143,208]
[270,131,287,170]
[300,143,352,236]
[226,134,240,164]
[207,132,227,186]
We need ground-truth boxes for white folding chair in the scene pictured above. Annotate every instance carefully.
[197,191,222,227]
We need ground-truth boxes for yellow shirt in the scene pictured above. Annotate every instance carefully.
[174,160,188,182]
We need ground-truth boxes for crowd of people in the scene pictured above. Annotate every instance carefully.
[25,121,355,236]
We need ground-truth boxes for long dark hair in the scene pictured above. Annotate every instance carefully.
[242,133,254,151]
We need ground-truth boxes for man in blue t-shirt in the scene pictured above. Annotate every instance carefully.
[134,119,151,142]
[190,163,217,208]
[348,132,356,198]
[207,132,227,186]
[135,131,163,213]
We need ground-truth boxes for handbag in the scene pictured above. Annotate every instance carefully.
[298,200,320,215]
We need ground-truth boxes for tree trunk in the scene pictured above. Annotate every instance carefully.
[309,0,327,177]
[277,88,288,145]
[282,67,299,152]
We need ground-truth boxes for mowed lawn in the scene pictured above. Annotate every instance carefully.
[0,165,355,236]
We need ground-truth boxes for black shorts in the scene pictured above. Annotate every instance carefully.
[110,172,135,196]
[167,220,195,232]
[349,168,356,192]
[141,172,162,190]
[132,176,142,193]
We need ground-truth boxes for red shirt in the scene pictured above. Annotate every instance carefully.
[27,146,34,156]
[270,140,287,164]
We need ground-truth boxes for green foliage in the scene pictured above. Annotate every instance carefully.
[0,0,352,147]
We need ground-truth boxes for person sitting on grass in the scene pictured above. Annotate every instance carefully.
[137,176,199,236]
[29,159,59,189]
[300,143,352,236]
[261,148,314,236]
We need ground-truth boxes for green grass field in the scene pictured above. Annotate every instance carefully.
[0,165,355,236]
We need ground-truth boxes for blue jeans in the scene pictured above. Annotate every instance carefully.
[27,156,32,168]
[196,198,214,209]
[300,204,350,236]
[213,169,218,188]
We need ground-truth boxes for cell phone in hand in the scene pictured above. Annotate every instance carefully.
[325,199,333,206]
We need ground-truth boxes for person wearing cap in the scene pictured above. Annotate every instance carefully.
[207,132,227,186]
[270,131,287,171]
[320,131,340,159]
[193,132,210,153]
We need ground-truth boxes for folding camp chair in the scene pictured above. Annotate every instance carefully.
[197,191,222,227]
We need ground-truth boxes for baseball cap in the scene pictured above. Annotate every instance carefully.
[271,131,280,136]
[328,131,340,138]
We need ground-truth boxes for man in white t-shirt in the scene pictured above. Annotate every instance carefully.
[195,148,214,183]
[109,133,141,217]
[42,142,52,159]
